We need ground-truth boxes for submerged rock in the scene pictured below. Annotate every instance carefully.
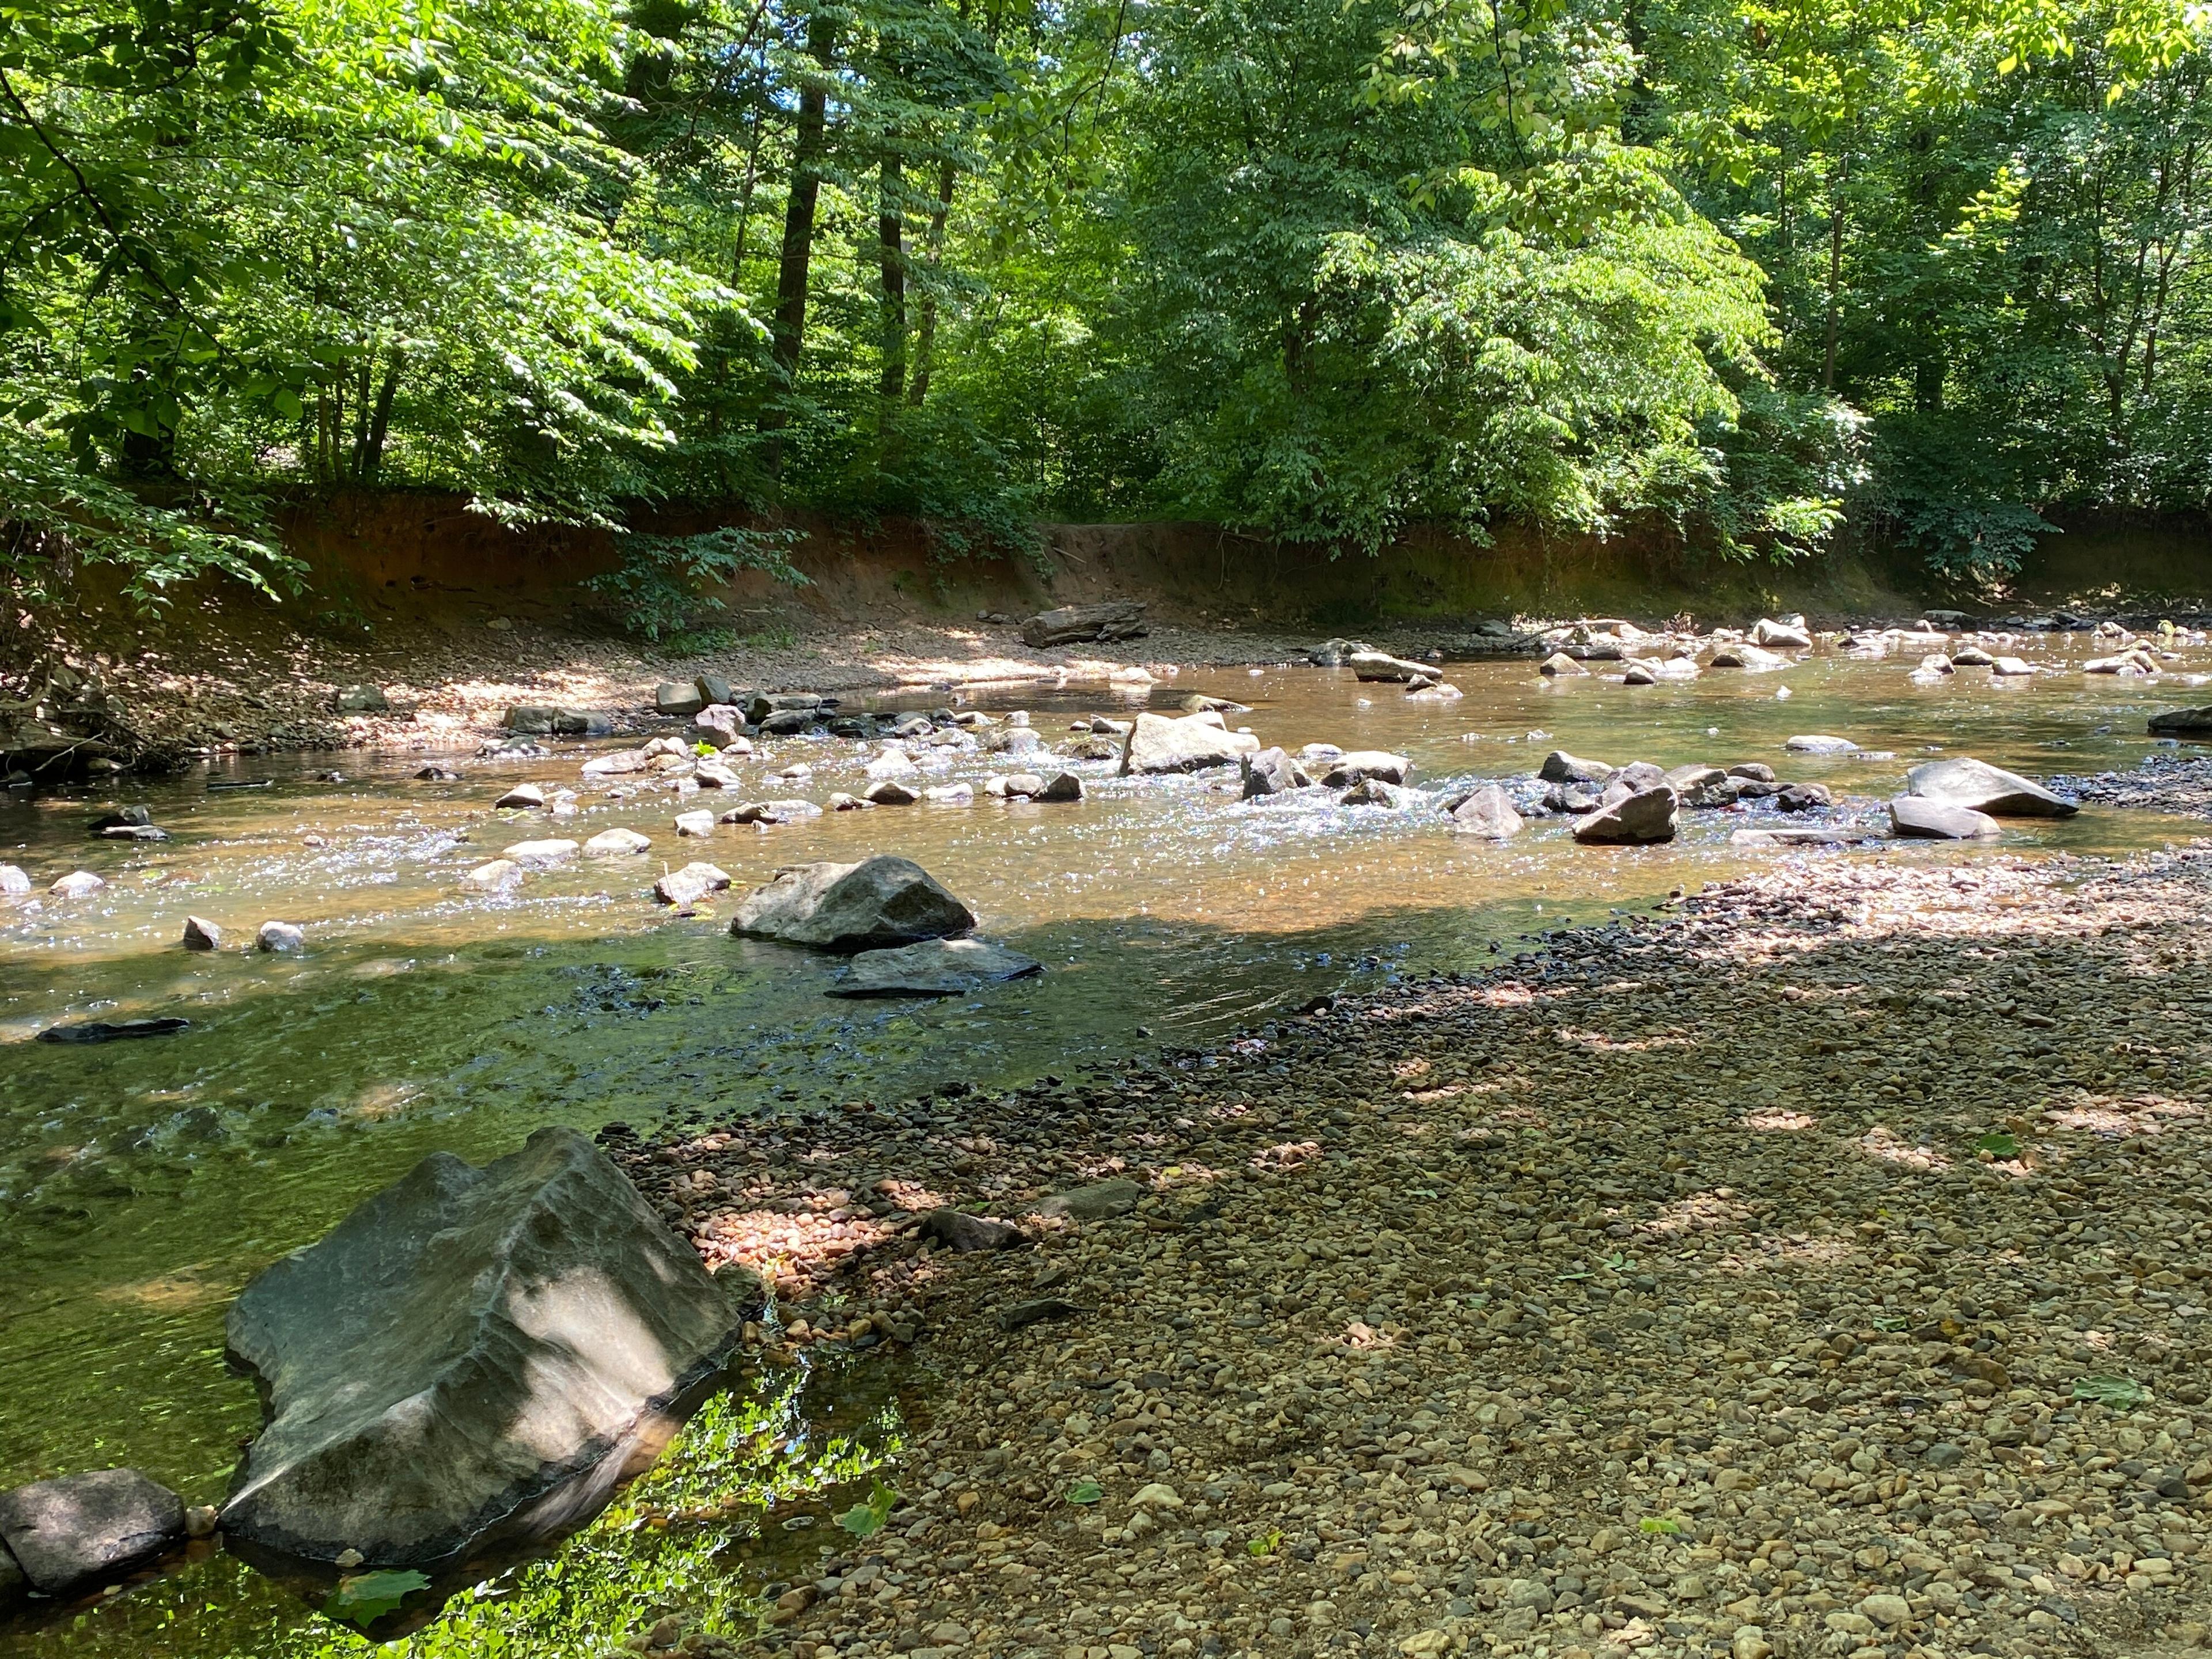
[1785,734,1858,755]
[221,1127,759,1573]
[182,916,222,952]
[1905,756,2078,818]
[504,839,579,868]
[0,863,30,897]
[731,857,974,953]
[828,936,1042,997]
[462,859,524,891]
[48,871,105,899]
[0,1469,184,1596]
[36,1017,191,1045]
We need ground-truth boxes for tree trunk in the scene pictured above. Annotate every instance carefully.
[764,10,838,466]
[361,354,400,484]
[878,151,907,410]
[1824,153,1846,392]
[907,159,958,407]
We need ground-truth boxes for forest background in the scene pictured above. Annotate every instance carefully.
[2,0,2208,631]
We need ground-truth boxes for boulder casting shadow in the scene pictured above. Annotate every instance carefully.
[219,1126,762,1607]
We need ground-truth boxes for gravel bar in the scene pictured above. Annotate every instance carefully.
[615,846,2212,1659]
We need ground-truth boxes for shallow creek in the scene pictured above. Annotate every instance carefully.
[1,645,2206,1656]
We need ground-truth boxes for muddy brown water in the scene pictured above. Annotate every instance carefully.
[1,645,2206,1655]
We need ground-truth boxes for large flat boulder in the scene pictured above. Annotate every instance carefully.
[1346,650,1431,682]
[828,937,1043,998]
[1019,602,1147,648]
[503,706,613,737]
[221,1127,757,1573]
[1904,757,2078,818]
[1119,713,1261,775]
[730,857,975,952]
[1889,797,2001,840]
[0,1469,184,1595]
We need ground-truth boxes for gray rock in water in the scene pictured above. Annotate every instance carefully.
[0,863,30,897]
[1573,785,1679,844]
[414,764,464,782]
[864,779,921,806]
[48,870,104,899]
[732,857,974,953]
[1032,1178,1145,1220]
[691,706,749,749]
[1751,617,1813,649]
[221,1126,759,1571]
[585,828,652,857]
[673,809,715,838]
[1539,652,1589,677]
[332,684,390,714]
[1180,693,1250,715]
[918,1210,1027,1252]
[1346,650,1431,683]
[1775,782,1832,813]
[984,726,1049,758]
[1450,785,1523,839]
[829,936,1040,997]
[504,839,579,868]
[182,915,222,952]
[745,692,824,726]
[1337,778,1401,807]
[494,783,547,810]
[1538,750,1611,785]
[1905,756,2078,818]
[1240,747,1308,798]
[1785,734,1858,755]
[1709,643,1789,671]
[257,921,306,953]
[1033,771,1084,803]
[654,862,731,907]
[0,1469,184,1596]
[2149,705,2212,735]
[1120,712,1260,775]
[719,798,821,826]
[1320,750,1414,787]
[1888,797,2001,840]
[1306,638,1373,668]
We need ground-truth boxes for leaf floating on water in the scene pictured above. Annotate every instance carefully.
[836,1478,899,1537]
[324,1569,430,1626]
[1977,1131,2022,1158]
[2073,1374,2149,1410]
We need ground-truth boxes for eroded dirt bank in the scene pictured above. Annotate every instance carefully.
[617,847,2212,1659]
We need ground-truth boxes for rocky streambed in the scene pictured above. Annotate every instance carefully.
[605,847,2212,1659]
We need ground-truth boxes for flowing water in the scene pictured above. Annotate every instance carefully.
[2,642,2206,1656]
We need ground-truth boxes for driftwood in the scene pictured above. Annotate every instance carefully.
[1019,601,1147,649]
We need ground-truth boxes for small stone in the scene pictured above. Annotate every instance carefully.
[1540,652,1590,677]
[1129,1483,1182,1511]
[256,921,306,953]
[1785,735,1858,755]
[865,779,921,806]
[494,783,547,810]
[461,858,524,891]
[1033,771,1084,802]
[50,870,107,899]
[335,1547,364,1569]
[182,915,222,951]
[0,863,31,897]
[673,810,716,838]
[1858,1593,1911,1627]
[183,1504,218,1539]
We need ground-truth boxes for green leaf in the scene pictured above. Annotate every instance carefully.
[1638,1517,1681,1535]
[836,1478,898,1537]
[324,1569,431,1627]
[1066,1478,1104,1506]
[1976,1132,2021,1158]
[2073,1375,2149,1410]
[1247,1530,1283,1557]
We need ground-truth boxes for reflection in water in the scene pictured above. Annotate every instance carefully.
[0,650,2205,1525]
